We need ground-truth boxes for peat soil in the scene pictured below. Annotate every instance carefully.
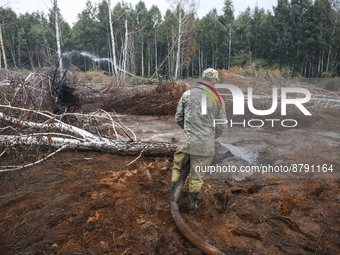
[0,152,339,255]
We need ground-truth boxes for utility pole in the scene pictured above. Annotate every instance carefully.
[0,24,8,70]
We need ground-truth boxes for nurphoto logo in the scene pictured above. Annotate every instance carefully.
[201,84,312,128]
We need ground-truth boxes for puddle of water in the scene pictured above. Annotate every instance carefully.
[220,143,258,163]
[113,115,182,142]
[317,132,340,139]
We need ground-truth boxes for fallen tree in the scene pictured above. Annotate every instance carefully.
[0,69,182,172]
[0,104,176,172]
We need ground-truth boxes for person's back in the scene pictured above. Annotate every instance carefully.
[171,68,227,212]
[175,85,225,156]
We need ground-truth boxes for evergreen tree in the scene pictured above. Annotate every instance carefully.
[1,0,339,77]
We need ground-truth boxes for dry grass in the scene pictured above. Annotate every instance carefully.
[218,63,291,80]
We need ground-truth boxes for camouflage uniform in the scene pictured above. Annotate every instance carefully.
[172,69,227,193]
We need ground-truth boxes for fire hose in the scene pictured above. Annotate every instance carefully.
[169,152,232,254]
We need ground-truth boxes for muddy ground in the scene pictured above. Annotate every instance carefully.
[1,109,339,255]
[0,151,339,255]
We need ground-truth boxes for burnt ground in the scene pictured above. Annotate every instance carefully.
[0,149,339,254]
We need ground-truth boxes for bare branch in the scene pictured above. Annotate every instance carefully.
[0,144,68,172]
[126,145,148,166]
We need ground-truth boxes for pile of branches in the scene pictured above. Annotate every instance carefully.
[0,68,80,113]
[104,81,188,115]
[0,69,176,172]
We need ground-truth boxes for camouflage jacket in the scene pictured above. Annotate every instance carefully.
[175,83,227,156]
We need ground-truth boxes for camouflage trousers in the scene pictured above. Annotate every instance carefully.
[171,151,213,193]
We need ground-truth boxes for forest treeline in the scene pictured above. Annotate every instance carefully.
[0,0,339,78]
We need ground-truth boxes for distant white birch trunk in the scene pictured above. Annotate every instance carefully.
[108,0,118,77]
[122,19,128,82]
[148,46,150,77]
[0,25,8,70]
[141,33,144,77]
[174,9,182,79]
[229,23,232,71]
[155,33,158,76]
[54,0,62,72]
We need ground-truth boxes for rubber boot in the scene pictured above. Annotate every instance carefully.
[187,192,199,213]
[170,181,176,195]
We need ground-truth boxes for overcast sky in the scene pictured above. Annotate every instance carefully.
[5,0,278,26]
